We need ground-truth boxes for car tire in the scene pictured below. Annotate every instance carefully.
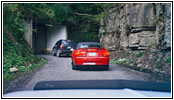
[52,49,57,56]
[103,65,109,70]
[72,62,77,70]
[57,50,61,57]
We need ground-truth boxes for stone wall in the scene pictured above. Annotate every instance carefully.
[99,3,171,50]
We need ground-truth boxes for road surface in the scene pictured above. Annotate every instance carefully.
[4,54,151,93]
[22,55,151,90]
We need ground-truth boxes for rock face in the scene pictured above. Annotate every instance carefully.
[99,3,171,50]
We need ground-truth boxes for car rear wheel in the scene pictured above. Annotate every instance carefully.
[57,50,61,57]
[72,62,77,70]
[52,49,57,56]
[103,65,109,70]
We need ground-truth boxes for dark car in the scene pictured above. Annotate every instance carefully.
[52,40,76,57]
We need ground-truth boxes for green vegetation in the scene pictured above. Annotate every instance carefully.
[148,45,152,49]
[136,51,146,58]
[3,3,116,43]
[3,3,50,84]
[3,32,46,84]
[99,31,105,36]
[67,3,115,42]
[167,56,171,64]
[4,57,46,84]
[110,58,131,64]
[126,24,130,31]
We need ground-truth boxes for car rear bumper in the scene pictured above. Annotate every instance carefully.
[73,65,109,70]
[73,57,109,65]
[60,50,72,54]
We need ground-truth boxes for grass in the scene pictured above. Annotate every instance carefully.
[110,58,131,64]
[99,31,105,36]
[3,57,46,85]
[3,33,46,85]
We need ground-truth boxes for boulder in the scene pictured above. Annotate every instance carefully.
[118,58,127,62]
[21,66,25,68]
[10,67,19,72]
[137,64,142,67]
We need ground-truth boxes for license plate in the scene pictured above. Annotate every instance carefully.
[88,52,96,56]
[67,46,71,49]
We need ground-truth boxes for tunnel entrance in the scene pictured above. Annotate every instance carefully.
[32,23,67,54]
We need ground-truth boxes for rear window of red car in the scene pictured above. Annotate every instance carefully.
[77,43,102,49]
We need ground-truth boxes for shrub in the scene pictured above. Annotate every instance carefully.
[110,58,131,64]
[167,56,171,64]
[136,51,145,58]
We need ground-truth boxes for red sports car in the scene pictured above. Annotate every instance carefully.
[71,42,109,70]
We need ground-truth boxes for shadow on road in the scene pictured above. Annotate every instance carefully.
[76,69,111,71]
[52,56,71,58]
[73,66,110,71]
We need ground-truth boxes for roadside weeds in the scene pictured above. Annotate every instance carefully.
[3,57,46,94]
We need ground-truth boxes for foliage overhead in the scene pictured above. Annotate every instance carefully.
[3,3,115,42]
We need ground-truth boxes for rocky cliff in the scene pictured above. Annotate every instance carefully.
[99,3,171,82]
[99,3,171,50]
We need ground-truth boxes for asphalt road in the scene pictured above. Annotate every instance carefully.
[19,54,151,91]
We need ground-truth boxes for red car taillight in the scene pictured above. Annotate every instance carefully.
[103,51,109,57]
[74,52,80,56]
[74,51,86,57]
[98,50,109,57]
